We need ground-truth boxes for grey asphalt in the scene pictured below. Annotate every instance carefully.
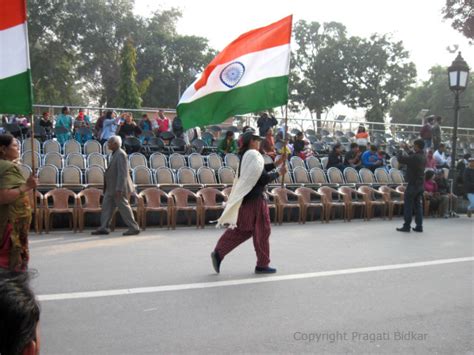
[29,217,473,354]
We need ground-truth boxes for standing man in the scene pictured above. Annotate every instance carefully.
[396,139,426,233]
[92,136,140,236]
[431,116,442,151]
[257,112,278,137]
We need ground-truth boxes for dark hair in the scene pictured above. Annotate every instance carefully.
[105,110,113,119]
[241,126,251,133]
[61,106,69,114]
[370,144,377,152]
[0,134,14,149]
[333,143,342,151]
[435,116,442,122]
[425,170,435,180]
[142,114,148,119]
[463,153,471,160]
[350,142,358,149]
[413,139,425,150]
[357,126,366,133]
[225,131,234,138]
[438,143,445,149]
[0,271,40,355]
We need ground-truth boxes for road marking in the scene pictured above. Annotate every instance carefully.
[37,256,474,302]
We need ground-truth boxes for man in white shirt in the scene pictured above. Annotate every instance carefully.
[433,143,449,169]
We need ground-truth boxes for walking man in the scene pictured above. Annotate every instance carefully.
[396,139,426,233]
[92,136,140,236]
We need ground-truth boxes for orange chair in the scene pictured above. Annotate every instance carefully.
[379,185,404,219]
[43,188,77,233]
[318,186,346,222]
[338,186,367,221]
[168,188,203,229]
[76,188,103,232]
[139,188,172,229]
[197,187,227,228]
[271,187,302,224]
[357,185,387,220]
[295,187,325,223]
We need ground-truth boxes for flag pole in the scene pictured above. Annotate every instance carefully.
[29,113,37,214]
[280,105,288,188]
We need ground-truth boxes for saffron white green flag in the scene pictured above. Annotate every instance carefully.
[0,0,33,115]
[177,15,292,130]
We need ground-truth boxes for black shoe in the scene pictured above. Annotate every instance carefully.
[122,229,140,236]
[412,227,423,232]
[396,227,411,232]
[255,266,277,274]
[91,229,109,235]
[211,251,221,274]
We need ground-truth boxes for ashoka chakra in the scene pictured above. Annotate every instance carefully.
[219,61,246,88]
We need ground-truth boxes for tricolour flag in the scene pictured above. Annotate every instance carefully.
[177,15,292,129]
[0,0,33,115]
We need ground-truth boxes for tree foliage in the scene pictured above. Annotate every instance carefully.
[118,39,141,109]
[390,66,474,128]
[442,0,474,42]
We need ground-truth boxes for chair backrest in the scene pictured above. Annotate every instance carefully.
[61,166,83,186]
[218,166,235,184]
[197,187,226,206]
[389,168,405,184]
[44,188,76,209]
[309,167,328,184]
[149,152,167,169]
[17,163,32,180]
[358,185,376,200]
[318,186,339,202]
[276,170,293,184]
[327,167,345,184]
[389,156,399,169]
[21,150,41,170]
[64,139,82,155]
[207,153,223,171]
[169,187,198,208]
[271,187,292,203]
[295,186,321,203]
[66,152,86,169]
[87,152,107,169]
[320,156,329,170]
[84,140,102,155]
[139,187,168,208]
[154,167,175,184]
[343,167,360,184]
[43,139,61,154]
[169,153,186,170]
[197,166,217,184]
[359,168,376,184]
[37,164,59,186]
[43,152,63,169]
[188,153,205,170]
[22,138,41,154]
[177,166,197,184]
[290,156,305,170]
[374,168,391,184]
[103,141,112,155]
[132,166,153,185]
[129,152,148,169]
[77,188,103,208]
[85,166,104,186]
[292,166,310,184]
[224,153,240,171]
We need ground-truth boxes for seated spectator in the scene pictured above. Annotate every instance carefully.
[424,170,448,217]
[425,149,437,170]
[463,157,474,217]
[433,143,449,169]
[39,112,53,139]
[117,113,142,140]
[327,143,345,171]
[260,128,276,159]
[217,131,238,156]
[55,106,73,144]
[100,110,120,144]
[377,145,390,166]
[139,114,154,143]
[361,145,383,171]
[171,115,183,138]
[156,110,169,135]
[435,169,457,218]
[293,131,313,159]
[74,109,93,143]
[344,143,362,169]
[355,125,370,152]
[0,271,40,355]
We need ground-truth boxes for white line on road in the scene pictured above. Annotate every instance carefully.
[37,256,474,302]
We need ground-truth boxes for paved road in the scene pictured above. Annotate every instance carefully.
[29,217,473,354]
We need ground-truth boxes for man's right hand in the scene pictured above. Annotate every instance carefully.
[25,176,39,190]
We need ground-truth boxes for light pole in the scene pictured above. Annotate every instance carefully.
[447,52,470,186]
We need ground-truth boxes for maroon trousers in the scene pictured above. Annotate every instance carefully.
[214,196,271,268]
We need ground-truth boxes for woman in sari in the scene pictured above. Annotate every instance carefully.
[0,134,38,271]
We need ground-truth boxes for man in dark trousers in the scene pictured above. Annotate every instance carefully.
[396,139,426,232]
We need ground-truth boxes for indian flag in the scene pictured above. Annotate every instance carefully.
[0,0,33,115]
[177,15,292,130]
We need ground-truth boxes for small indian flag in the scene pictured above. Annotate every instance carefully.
[0,0,33,115]
[177,15,292,130]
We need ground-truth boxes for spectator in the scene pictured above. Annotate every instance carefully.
[217,131,238,156]
[237,126,254,148]
[361,145,383,171]
[100,110,120,144]
[463,157,474,217]
[260,127,276,159]
[55,106,73,144]
[73,109,92,143]
[39,112,53,139]
[419,116,434,150]
[355,125,370,151]
[256,112,277,137]
[293,132,308,159]
[117,113,142,140]
[0,271,41,355]
[139,114,154,144]
[456,153,471,185]
[156,110,169,135]
[435,169,457,218]
[425,149,437,170]
[344,142,362,169]
[171,115,183,138]
[327,143,345,171]
[433,143,449,169]
[431,116,442,151]
[377,145,390,166]
[424,170,448,217]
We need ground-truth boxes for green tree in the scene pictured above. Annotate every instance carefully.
[442,0,474,42]
[118,39,141,109]
[344,34,417,124]
[390,66,474,128]
[291,20,349,130]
